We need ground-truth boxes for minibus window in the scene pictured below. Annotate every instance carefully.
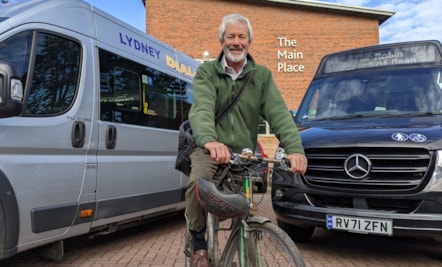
[99,48,191,130]
[25,32,80,115]
[0,31,33,85]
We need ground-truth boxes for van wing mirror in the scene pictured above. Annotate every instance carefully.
[0,61,24,118]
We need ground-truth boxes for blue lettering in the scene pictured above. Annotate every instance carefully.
[141,43,150,54]
[119,32,126,45]
[149,47,156,57]
[125,35,133,47]
[118,32,161,60]
[134,39,141,50]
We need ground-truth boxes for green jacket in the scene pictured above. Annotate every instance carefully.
[189,52,304,155]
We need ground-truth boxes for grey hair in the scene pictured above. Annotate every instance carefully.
[218,13,254,44]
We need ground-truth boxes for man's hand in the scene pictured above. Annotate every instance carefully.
[204,141,231,164]
[287,153,308,174]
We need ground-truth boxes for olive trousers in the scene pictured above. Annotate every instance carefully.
[185,147,220,232]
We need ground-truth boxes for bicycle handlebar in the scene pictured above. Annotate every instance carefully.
[230,149,291,172]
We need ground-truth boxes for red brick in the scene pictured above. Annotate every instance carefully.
[145,0,380,110]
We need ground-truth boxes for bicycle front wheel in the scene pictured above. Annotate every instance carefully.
[222,221,306,267]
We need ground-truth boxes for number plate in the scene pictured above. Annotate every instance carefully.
[326,214,393,236]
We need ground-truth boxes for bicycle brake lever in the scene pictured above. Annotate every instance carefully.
[279,158,291,172]
[229,153,242,165]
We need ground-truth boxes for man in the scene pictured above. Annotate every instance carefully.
[186,13,307,267]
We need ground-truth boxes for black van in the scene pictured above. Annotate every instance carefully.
[271,40,442,242]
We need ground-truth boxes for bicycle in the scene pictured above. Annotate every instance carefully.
[184,148,306,267]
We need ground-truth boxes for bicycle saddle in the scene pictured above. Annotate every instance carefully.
[196,178,250,219]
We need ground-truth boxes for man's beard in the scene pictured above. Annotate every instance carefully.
[224,47,247,63]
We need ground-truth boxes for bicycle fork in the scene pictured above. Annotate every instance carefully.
[239,169,263,267]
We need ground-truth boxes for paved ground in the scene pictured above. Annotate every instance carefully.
[2,194,442,266]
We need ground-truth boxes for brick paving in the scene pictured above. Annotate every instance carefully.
[2,194,442,266]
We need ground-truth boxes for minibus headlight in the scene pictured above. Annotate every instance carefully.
[423,150,442,192]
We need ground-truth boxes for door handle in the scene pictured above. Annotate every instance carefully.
[105,125,117,149]
[71,121,85,148]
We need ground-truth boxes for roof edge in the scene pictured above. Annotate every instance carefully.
[265,0,395,24]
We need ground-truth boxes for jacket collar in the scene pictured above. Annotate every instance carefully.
[214,51,256,77]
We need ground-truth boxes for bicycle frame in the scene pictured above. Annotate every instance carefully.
[239,168,252,266]
[186,150,300,267]
[208,165,274,267]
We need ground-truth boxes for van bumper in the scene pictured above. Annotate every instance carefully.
[274,200,442,234]
[272,185,442,240]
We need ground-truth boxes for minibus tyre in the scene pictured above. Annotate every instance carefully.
[0,202,5,257]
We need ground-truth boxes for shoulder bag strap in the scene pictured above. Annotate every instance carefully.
[214,71,253,124]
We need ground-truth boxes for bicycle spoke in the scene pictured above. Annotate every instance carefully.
[223,221,305,267]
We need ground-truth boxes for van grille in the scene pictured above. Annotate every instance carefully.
[307,194,420,213]
[304,147,432,193]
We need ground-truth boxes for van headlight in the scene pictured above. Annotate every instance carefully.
[423,150,442,192]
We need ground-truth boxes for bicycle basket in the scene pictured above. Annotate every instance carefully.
[196,178,250,219]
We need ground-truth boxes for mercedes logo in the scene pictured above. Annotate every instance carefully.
[344,154,371,179]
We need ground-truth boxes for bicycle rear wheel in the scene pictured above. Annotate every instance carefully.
[222,221,306,267]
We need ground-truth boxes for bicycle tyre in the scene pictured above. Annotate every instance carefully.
[222,221,306,267]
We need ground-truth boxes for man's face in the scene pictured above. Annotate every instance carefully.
[222,22,250,63]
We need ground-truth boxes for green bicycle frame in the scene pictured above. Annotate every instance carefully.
[239,170,263,267]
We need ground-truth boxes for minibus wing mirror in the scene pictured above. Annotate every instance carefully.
[0,61,24,118]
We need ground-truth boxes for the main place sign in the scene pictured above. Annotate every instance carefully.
[277,37,305,73]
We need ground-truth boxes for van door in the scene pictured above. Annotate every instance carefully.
[93,48,184,226]
[0,28,97,246]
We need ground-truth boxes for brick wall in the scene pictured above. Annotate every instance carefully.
[146,0,379,110]
[145,0,380,151]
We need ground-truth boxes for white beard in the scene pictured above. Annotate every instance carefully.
[224,48,247,63]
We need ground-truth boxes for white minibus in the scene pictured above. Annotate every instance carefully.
[0,0,200,260]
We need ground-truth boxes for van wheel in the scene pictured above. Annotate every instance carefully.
[0,202,5,253]
[277,219,314,242]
